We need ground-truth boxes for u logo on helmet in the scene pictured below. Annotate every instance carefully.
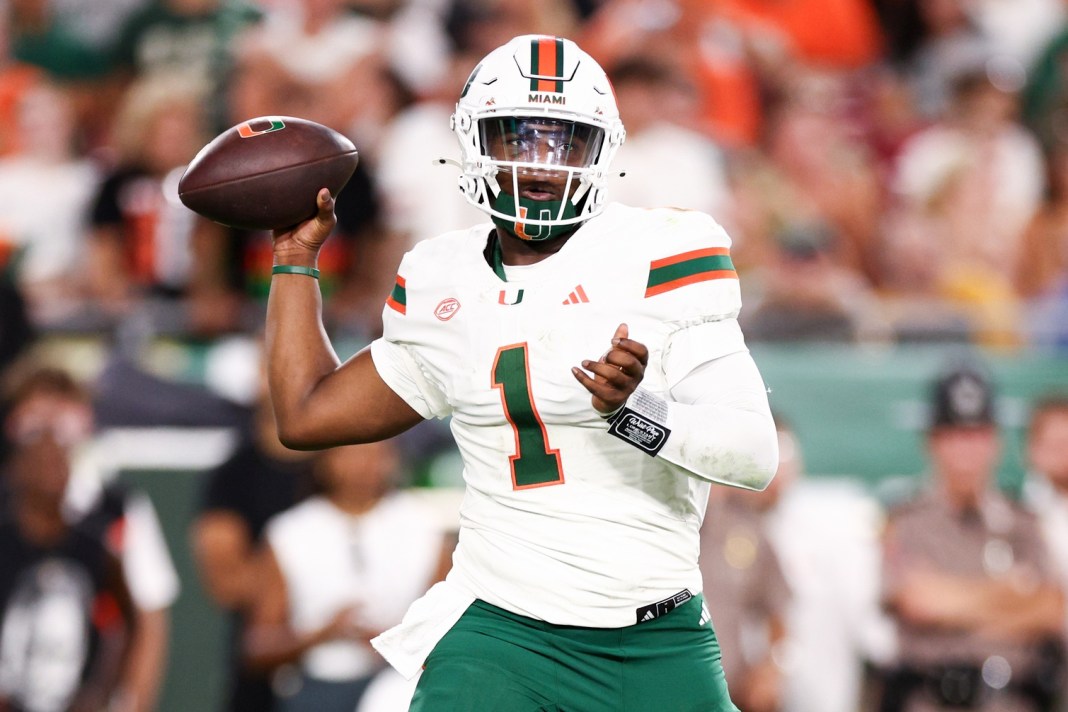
[237,119,286,138]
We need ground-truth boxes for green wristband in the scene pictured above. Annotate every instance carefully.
[272,265,320,279]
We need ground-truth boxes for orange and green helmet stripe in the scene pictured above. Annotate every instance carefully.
[386,275,407,314]
[645,248,737,297]
[530,37,565,93]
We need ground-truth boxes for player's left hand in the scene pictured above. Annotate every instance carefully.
[572,323,648,416]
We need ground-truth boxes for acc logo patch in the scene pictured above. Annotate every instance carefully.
[435,298,461,321]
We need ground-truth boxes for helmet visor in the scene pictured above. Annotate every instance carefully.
[480,118,603,169]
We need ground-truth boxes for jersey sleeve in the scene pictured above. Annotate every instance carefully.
[657,349,778,490]
[640,210,742,328]
[372,250,451,420]
[661,318,748,390]
[370,338,450,420]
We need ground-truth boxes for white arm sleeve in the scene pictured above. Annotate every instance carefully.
[656,320,778,490]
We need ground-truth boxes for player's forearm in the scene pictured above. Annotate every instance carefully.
[244,624,324,671]
[891,572,1061,634]
[265,256,343,447]
[979,582,1066,639]
[657,350,778,490]
[657,399,778,489]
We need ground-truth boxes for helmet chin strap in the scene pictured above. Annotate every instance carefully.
[491,192,582,241]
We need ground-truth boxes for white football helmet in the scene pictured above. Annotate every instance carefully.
[451,35,626,240]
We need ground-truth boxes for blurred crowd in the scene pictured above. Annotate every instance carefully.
[2,353,1068,712]
[1,0,1068,357]
[3,0,1068,711]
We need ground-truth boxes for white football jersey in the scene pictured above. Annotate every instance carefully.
[370,202,743,627]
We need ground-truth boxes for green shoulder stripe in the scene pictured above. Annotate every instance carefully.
[645,248,736,297]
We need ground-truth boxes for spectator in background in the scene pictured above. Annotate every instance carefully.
[886,63,1044,346]
[8,0,129,80]
[112,0,262,132]
[883,0,995,120]
[0,3,48,158]
[731,70,884,284]
[0,35,36,372]
[761,418,894,712]
[741,220,886,343]
[6,0,134,151]
[370,49,491,250]
[223,0,389,338]
[1015,137,1068,349]
[1022,23,1068,149]
[0,367,136,712]
[581,0,883,148]
[0,362,181,712]
[877,364,1065,712]
[244,440,452,712]
[191,365,315,712]
[699,456,791,712]
[702,415,893,712]
[63,433,182,712]
[1023,395,1068,640]
[607,55,733,227]
[0,79,97,325]
[227,0,379,134]
[87,71,241,336]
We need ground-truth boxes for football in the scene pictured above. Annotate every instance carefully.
[178,116,359,231]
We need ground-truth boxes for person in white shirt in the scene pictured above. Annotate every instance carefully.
[1023,395,1068,645]
[244,440,450,712]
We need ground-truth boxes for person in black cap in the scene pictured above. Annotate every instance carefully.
[874,364,1067,712]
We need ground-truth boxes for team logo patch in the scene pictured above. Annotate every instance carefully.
[498,289,524,305]
[435,298,461,321]
[237,118,286,138]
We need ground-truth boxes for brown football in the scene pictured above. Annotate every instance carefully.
[178,116,359,231]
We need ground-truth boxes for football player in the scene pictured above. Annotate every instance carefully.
[265,34,778,711]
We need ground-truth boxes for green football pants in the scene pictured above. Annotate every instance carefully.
[409,594,738,712]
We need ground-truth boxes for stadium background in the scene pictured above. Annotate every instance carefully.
[5,0,1068,709]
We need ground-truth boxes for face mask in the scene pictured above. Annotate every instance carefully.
[490,192,581,241]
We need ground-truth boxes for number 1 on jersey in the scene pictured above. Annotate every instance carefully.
[492,344,564,489]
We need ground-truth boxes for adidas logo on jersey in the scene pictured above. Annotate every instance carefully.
[562,285,589,305]
[635,589,692,624]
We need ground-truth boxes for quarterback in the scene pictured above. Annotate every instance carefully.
[265,35,778,711]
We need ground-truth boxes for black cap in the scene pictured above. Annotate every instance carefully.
[929,365,996,429]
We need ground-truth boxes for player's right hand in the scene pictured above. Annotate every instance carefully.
[271,188,336,263]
